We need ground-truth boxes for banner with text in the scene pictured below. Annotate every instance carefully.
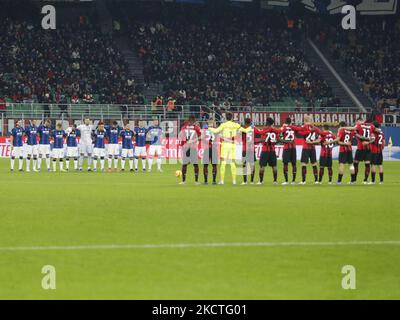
[225,112,367,126]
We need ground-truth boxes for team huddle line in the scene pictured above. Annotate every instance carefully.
[9,118,164,173]
[176,114,385,186]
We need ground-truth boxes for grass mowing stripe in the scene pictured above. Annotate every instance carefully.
[1,240,400,252]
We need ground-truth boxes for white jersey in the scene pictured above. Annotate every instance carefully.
[77,124,94,145]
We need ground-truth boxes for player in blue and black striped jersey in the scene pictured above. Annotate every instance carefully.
[120,124,135,172]
[51,123,66,172]
[37,119,52,172]
[25,120,39,172]
[106,121,121,171]
[134,121,148,172]
[65,124,80,171]
[10,120,25,172]
[92,122,107,172]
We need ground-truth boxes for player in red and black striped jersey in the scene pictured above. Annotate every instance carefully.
[331,121,357,184]
[368,121,385,184]
[201,120,219,185]
[253,117,281,184]
[353,118,376,183]
[179,116,201,184]
[316,125,336,184]
[297,115,322,184]
[241,118,256,185]
[280,117,301,185]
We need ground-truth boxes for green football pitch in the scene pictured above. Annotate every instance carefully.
[0,158,399,300]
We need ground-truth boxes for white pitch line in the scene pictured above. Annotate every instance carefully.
[1,241,400,252]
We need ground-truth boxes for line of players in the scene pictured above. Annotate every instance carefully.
[9,118,164,172]
[178,114,385,185]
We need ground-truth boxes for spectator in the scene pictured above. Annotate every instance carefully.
[0,96,6,116]
[154,95,163,115]
[0,15,139,106]
[130,7,334,106]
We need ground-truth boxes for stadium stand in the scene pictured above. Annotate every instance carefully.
[310,15,400,114]
[125,5,335,108]
[2,0,396,122]
[0,0,140,111]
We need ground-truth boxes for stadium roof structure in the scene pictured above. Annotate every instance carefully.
[26,0,398,15]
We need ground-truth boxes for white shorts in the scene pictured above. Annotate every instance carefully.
[52,148,65,159]
[66,147,79,158]
[26,145,38,156]
[11,146,23,157]
[38,144,51,156]
[80,144,93,155]
[121,148,134,158]
[108,144,120,156]
[134,146,147,158]
[149,145,162,156]
[93,148,106,158]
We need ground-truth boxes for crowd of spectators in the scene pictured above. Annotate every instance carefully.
[130,7,333,106]
[0,17,141,106]
[313,16,400,113]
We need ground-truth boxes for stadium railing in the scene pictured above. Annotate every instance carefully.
[2,103,365,120]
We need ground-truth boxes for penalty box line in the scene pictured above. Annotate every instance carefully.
[1,240,400,252]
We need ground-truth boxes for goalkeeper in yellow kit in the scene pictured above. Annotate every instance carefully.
[209,113,252,185]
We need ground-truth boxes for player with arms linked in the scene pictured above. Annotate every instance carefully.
[10,120,25,172]
[120,124,135,172]
[92,122,107,172]
[297,116,322,185]
[241,118,256,185]
[201,120,219,185]
[280,117,301,185]
[178,116,201,184]
[37,119,52,172]
[368,122,385,184]
[51,123,66,172]
[147,119,164,172]
[77,118,94,172]
[25,120,39,172]
[65,124,80,172]
[208,113,251,185]
[134,121,148,172]
[317,125,336,184]
[254,118,281,185]
[106,121,121,172]
[331,122,357,185]
[353,118,375,184]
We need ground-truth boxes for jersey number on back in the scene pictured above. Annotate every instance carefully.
[185,129,196,141]
[362,128,371,139]
[285,130,295,141]
[306,132,316,141]
[326,138,334,148]
[265,132,277,143]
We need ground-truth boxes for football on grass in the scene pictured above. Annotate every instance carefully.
[175,170,182,177]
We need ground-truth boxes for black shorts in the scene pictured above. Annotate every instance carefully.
[203,147,219,165]
[182,146,198,165]
[282,148,297,164]
[301,148,317,164]
[319,156,333,168]
[339,151,353,164]
[260,151,277,167]
[371,152,383,165]
[242,150,256,164]
[355,149,371,162]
